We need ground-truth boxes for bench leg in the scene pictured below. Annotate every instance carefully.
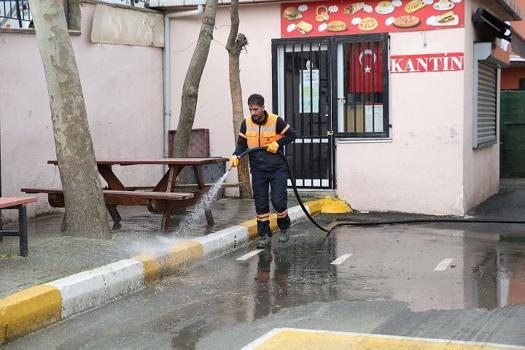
[106,205,122,230]
[204,209,214,227]
[19,205,28,257]
[161,213,171,232]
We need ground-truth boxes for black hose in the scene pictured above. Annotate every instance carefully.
[238,148,525,237]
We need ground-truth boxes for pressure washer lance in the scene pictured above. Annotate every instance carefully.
[235,147,525,238]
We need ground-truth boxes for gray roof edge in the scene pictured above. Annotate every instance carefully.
[495,0,522,21]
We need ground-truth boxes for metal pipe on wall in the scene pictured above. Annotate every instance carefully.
[163,5,204,158]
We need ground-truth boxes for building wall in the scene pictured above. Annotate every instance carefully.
[170,1,500,216]
[461,0,500,214]
[501,67,525,89]
[337,29,466,215]
[0,2,164,218]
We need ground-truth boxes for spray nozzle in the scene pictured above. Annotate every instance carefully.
[229,146,268,170]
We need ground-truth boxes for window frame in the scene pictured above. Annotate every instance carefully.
[473,59,499,149]
[0,0,79,31]
[333,33,390,139]
[0,0,33,29]
[272,33,390,141]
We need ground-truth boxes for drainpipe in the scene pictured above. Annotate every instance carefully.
[163,5,204,158]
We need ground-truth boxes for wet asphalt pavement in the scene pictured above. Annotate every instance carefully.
[6,217,525,349]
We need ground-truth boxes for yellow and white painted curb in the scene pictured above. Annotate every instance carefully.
[0,198,338,345]
[241,328,525,350]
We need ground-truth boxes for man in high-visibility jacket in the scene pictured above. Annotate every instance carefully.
[230,94,297,248]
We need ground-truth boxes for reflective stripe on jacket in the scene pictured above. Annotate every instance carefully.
[244,113,284,148]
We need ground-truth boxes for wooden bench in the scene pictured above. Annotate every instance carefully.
[124,183,240,191]
[0,197,37,256]
[20,188,193,230]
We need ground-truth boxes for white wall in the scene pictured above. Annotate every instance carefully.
[337,29,466,215]
[461,0,500,213]
[0,2,164,218]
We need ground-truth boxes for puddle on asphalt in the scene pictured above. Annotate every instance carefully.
[239,228,525,317]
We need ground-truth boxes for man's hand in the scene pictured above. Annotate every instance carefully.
[229,155,240,168]
[266,142,279,154]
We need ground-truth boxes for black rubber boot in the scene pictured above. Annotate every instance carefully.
[278,229,289,243]
[257,235,272,249]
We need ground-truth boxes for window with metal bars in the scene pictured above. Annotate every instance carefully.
[337,36,389,138]
[0,0,79,30]
[0,0,31,29]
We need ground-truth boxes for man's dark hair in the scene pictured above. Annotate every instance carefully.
[248,94,265,106]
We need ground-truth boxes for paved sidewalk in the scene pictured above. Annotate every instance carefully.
[0,197,297,298]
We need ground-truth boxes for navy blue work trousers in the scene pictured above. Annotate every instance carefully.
[252,167,291,237]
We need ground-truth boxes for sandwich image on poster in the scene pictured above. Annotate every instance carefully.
[427,11,459,26]
[327,20,347,32]
[405,0,426,14]
[283,6,302,20]
[296,20,313,34]
[345,2,365,15]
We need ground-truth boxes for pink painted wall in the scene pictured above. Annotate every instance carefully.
[0,2,164,218]
[337,29,466,215]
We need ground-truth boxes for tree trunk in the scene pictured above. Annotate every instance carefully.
[172,0,219,158]
[226,0,252,198]
[29,0,110,239]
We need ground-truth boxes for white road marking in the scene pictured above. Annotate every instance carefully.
[330,254,353,265]
[236,249,265,261]
[434,258,454,271]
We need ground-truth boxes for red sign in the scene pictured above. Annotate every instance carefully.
[281,0,465,38]
[390,52,464,73]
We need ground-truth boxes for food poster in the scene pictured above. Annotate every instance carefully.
[281,0,464,38]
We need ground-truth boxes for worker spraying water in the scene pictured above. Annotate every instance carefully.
[230,94,297,249]
[227,95,525,245]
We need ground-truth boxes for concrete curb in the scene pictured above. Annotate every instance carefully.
[0,199,326,345]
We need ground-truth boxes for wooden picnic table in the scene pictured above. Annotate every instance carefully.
[0,197,36,256]
[26,157,228,232]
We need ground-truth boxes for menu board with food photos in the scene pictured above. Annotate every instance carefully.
[281,0,464,38]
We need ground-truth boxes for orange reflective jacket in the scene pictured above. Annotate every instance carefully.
[243,113,286,149]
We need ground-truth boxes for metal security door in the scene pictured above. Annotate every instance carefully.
[272,39,334,189]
